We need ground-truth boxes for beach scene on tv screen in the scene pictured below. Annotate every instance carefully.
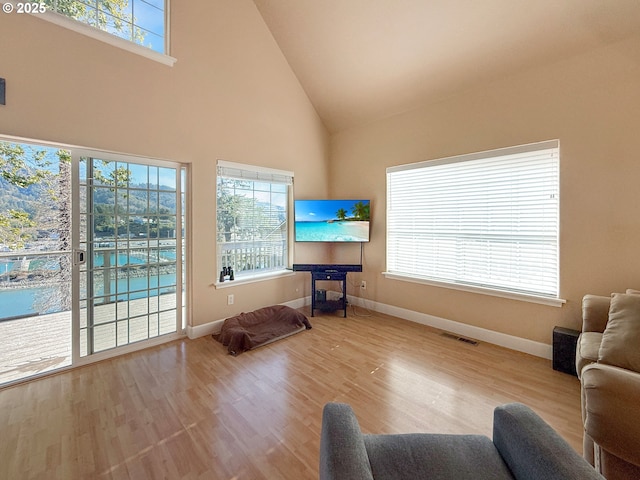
[295,199,370,242]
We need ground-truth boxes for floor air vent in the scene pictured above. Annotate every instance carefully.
[440,332,479,346]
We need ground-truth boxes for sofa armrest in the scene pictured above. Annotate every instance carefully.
[582,295,611,333]
[493,403,603,480]
[319,403,374,480]
[582,363,640,467]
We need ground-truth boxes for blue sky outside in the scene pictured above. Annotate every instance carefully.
[79,158,177,190]
[3,143,65,175]
[67,1,165,53]
[0,140,178,192]
[133,0,164,51]
[295,200,369,222]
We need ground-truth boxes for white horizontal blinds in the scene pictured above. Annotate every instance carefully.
[217,160,293,185]
[387,140,559,298]
[216,161,292,278]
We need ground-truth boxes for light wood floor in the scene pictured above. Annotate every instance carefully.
[0,307,583,479]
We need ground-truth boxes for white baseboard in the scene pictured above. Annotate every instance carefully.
[347,294,552,359]
[187,293,552,359]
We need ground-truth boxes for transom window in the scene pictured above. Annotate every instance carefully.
[42,0,167,54]
[216,161,292,282]
[385,140,561,304]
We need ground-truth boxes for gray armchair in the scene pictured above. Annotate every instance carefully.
[319,402,603,480]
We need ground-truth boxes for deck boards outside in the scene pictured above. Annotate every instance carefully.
[0,294,177,385]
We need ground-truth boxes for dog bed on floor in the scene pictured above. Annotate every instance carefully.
[213,305,312,356]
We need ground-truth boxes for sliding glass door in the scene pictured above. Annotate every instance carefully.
[0,137,187,386]
[77,153,185,357]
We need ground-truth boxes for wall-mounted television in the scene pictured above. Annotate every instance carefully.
[294,199,370,242]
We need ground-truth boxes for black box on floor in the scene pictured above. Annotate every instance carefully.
[553,327,580,377]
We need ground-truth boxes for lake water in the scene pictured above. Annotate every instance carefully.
[1,286,59,319]
[0,272,177,320]
[0,250,177,320]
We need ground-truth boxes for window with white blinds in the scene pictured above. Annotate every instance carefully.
[386,140,560,302]
[216,161,293,281]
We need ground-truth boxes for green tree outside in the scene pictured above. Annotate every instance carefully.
[42,0,148,46]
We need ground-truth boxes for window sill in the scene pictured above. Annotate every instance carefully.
[214,270,294,289]
[382,272,566,307]
[29,8,177,67]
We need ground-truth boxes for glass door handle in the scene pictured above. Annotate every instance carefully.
[74,249,87,265]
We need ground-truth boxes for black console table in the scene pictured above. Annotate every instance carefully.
[293,264,362,317]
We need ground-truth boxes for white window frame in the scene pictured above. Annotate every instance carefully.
[19,1,176,66]
[384,140,564,307]
[215,160,294,288]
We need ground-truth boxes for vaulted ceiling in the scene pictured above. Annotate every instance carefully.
[253,0,640,133]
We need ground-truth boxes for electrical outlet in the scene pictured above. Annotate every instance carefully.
[227,294,234,305]
[360,280,367,290]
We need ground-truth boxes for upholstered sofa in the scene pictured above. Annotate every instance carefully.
[576,291,640,479]
[319,402,603,480]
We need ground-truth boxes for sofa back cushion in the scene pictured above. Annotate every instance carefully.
[598,293,640,373]
[364,434,513,480]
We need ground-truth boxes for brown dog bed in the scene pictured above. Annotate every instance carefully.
[213,305,312,355]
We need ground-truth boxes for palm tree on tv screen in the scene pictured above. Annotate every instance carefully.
[352,201,370,221]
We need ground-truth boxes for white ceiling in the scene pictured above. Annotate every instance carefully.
[253,0,640,133]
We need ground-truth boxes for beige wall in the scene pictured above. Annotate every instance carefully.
[3,2,639,346]
[330,35,640,344]
[0,0,330,328]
